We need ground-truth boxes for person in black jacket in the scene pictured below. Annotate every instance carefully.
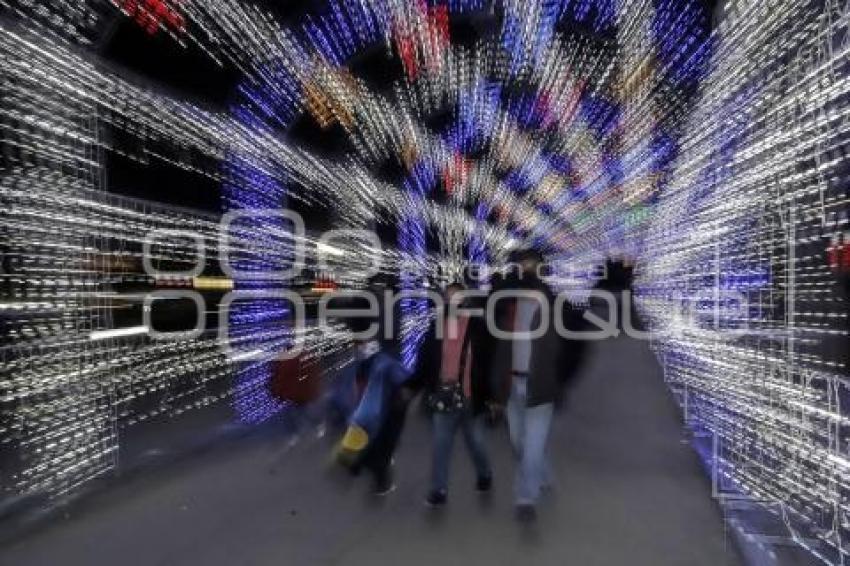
[416,282,494,507]
[489,249,578,520]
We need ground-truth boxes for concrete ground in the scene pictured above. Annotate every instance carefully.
[1,335,741,566]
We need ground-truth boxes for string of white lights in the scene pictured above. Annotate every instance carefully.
[638,0,850,560]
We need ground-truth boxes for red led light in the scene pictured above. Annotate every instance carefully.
[115,0,185,36]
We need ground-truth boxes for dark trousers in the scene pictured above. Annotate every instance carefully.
[360,393,409,487]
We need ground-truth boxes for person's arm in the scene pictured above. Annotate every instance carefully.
[408,323,437,393]
[467,316,490,399]
[350,368,387,437]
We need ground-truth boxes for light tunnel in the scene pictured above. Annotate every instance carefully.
[0,0,849,564]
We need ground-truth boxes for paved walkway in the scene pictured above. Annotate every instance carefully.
[2,335,741,566]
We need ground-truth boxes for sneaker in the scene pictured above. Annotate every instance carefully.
[425,490,448,507]
[476,475,493,493]
[515,504,537,523]
[373,481,396,497]
[372,464,395,495]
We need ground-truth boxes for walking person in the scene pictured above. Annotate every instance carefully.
[417,283,494,507]
[335,302,415,496]
[490,249,568,521]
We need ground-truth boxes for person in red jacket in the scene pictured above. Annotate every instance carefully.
[417,283,494,507]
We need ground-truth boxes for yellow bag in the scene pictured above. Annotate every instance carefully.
[335,425,369,468]
[341,425,369,451]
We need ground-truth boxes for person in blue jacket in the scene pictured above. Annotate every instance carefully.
[337,303,415,495]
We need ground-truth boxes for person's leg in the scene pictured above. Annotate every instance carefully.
[460,410,491,483]
[430,411,459,494]
[516,402,554,506]
[542,457,555,491]
[506,377,527,459]
[366,395,409,492]
[506,377,528,503]
[360,423,390,487]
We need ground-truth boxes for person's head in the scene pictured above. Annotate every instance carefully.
[346,317,376,343]
[490,271,504,287]
[443,282,466,312]
[515,249,545,278]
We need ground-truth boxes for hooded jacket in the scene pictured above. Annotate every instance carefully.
[349,349,412,438]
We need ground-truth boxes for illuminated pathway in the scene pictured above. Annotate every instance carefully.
[1,335,741,566]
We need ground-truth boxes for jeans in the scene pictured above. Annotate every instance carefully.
[506,376,554,506]
[431,408,491,493]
